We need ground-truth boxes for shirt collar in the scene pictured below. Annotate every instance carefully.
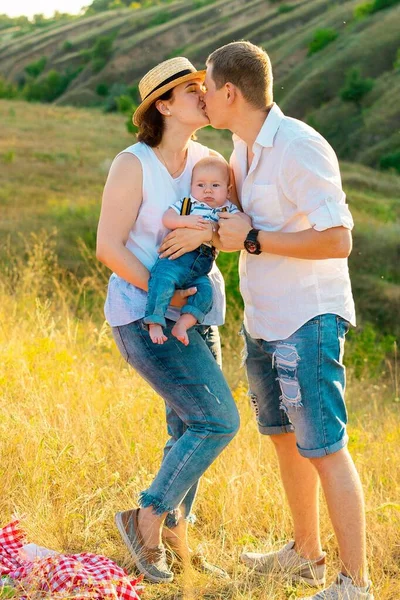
[232,103,284,149]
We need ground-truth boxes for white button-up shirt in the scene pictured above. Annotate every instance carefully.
[231,103,356,341]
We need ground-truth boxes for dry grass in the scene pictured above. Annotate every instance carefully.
[0,235,399,600]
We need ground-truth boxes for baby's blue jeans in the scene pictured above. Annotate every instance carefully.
[144,245,214,327]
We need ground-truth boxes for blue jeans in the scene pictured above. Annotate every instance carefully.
[112,318,239,525]
[241,314,350,458]
[144,246,214,327]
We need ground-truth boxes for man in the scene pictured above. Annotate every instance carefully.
[203,41,372,600]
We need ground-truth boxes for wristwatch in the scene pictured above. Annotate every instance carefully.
[244,228,261,255]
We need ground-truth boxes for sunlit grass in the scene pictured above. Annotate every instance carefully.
[0,233,399,599]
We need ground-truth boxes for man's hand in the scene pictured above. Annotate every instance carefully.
[159,224,213,259]
[170,287,197,308]
[218,212,252,251]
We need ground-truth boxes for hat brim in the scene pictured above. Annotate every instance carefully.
[133,70,206,126]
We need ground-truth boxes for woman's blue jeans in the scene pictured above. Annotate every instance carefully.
[112,318,239,527]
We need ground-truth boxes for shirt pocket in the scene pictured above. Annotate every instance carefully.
[248,184,284,230]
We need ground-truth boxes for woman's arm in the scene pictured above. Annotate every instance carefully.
[96,153,196,306]
[97,153,150,289]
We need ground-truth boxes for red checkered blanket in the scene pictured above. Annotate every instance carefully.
[0,520,142,599]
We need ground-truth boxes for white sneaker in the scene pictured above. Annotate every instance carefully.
[298,573,374,599]
[240,540,326,587]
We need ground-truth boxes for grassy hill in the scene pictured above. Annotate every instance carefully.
[0,0,399,170]
[1,98,399,381]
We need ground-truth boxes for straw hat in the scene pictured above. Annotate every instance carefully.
[133,57,205,126]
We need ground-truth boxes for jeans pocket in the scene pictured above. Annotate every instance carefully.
[336,316,350,338]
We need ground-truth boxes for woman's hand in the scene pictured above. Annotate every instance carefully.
[159,225,213,259]
[170,287,197,308]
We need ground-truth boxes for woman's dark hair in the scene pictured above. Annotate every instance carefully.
[137,89,173,147]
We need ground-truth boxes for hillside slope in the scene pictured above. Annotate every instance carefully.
[0,0,399,169]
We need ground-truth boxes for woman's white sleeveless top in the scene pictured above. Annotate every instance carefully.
[104,140,226,327]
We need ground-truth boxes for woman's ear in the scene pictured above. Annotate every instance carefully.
[155,100,171,116]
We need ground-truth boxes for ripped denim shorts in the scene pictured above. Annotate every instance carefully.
[241,314,350,458]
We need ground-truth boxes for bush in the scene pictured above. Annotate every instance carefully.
[340,67,374,106]
[96,82,109,96]
[103,82,129,111]
[371,0,400,12]
[23,67,82,103]
[394,48,400,69]
[24,57,47,78]
[116,94,133,113]
[62,40,74,52]
[380,151,400,173]
[0,77,18,99]
[308,28,339,55]
[353,2,374,18]
[148,10,170,28]
[278,4,296,13]
[91,33,116,73]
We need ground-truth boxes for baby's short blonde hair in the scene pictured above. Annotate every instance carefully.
[192,156,230,182]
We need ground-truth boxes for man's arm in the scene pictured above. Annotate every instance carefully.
[218,213,352,258]
[218,134,354,258]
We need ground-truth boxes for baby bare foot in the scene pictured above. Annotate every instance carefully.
[172,322,189,346]
[149,324,168,344]
[172,314,197,346]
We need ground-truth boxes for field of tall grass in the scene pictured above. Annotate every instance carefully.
[0,99,399,598]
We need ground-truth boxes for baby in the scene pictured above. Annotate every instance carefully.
[144,156,247,345]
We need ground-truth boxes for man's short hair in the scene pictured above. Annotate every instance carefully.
[207,41,273,110]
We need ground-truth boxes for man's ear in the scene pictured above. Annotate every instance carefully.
[225,83,236,105]
[155,99,171,116]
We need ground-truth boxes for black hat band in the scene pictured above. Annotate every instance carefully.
[143,69,194,100]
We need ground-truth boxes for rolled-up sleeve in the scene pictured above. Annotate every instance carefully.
[169,199,183,214]
[280,135,354,231]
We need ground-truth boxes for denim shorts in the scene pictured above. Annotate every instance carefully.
[241,314,350,458]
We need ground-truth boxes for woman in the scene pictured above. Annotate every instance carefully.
[96,57,240,584]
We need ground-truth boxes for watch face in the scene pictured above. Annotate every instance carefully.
[246,241,258,253]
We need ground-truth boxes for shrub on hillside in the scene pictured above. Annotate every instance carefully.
[0,77,18,99]
[116,94,134,113]
[23,67,83,103]
[371,0,400,11]
[103,83,128,111]
[354,0,399,17]
[91,33,116,73]
[353,2,374,18]
[340,68,374,106]
[24,57,47,78]
[96,82,109,96]
[148,10,170,28]
[394,48,400,69]
[380,151,400,173]
[308,28,338,55]
[62,40,74,52]
[278,4,296,13]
